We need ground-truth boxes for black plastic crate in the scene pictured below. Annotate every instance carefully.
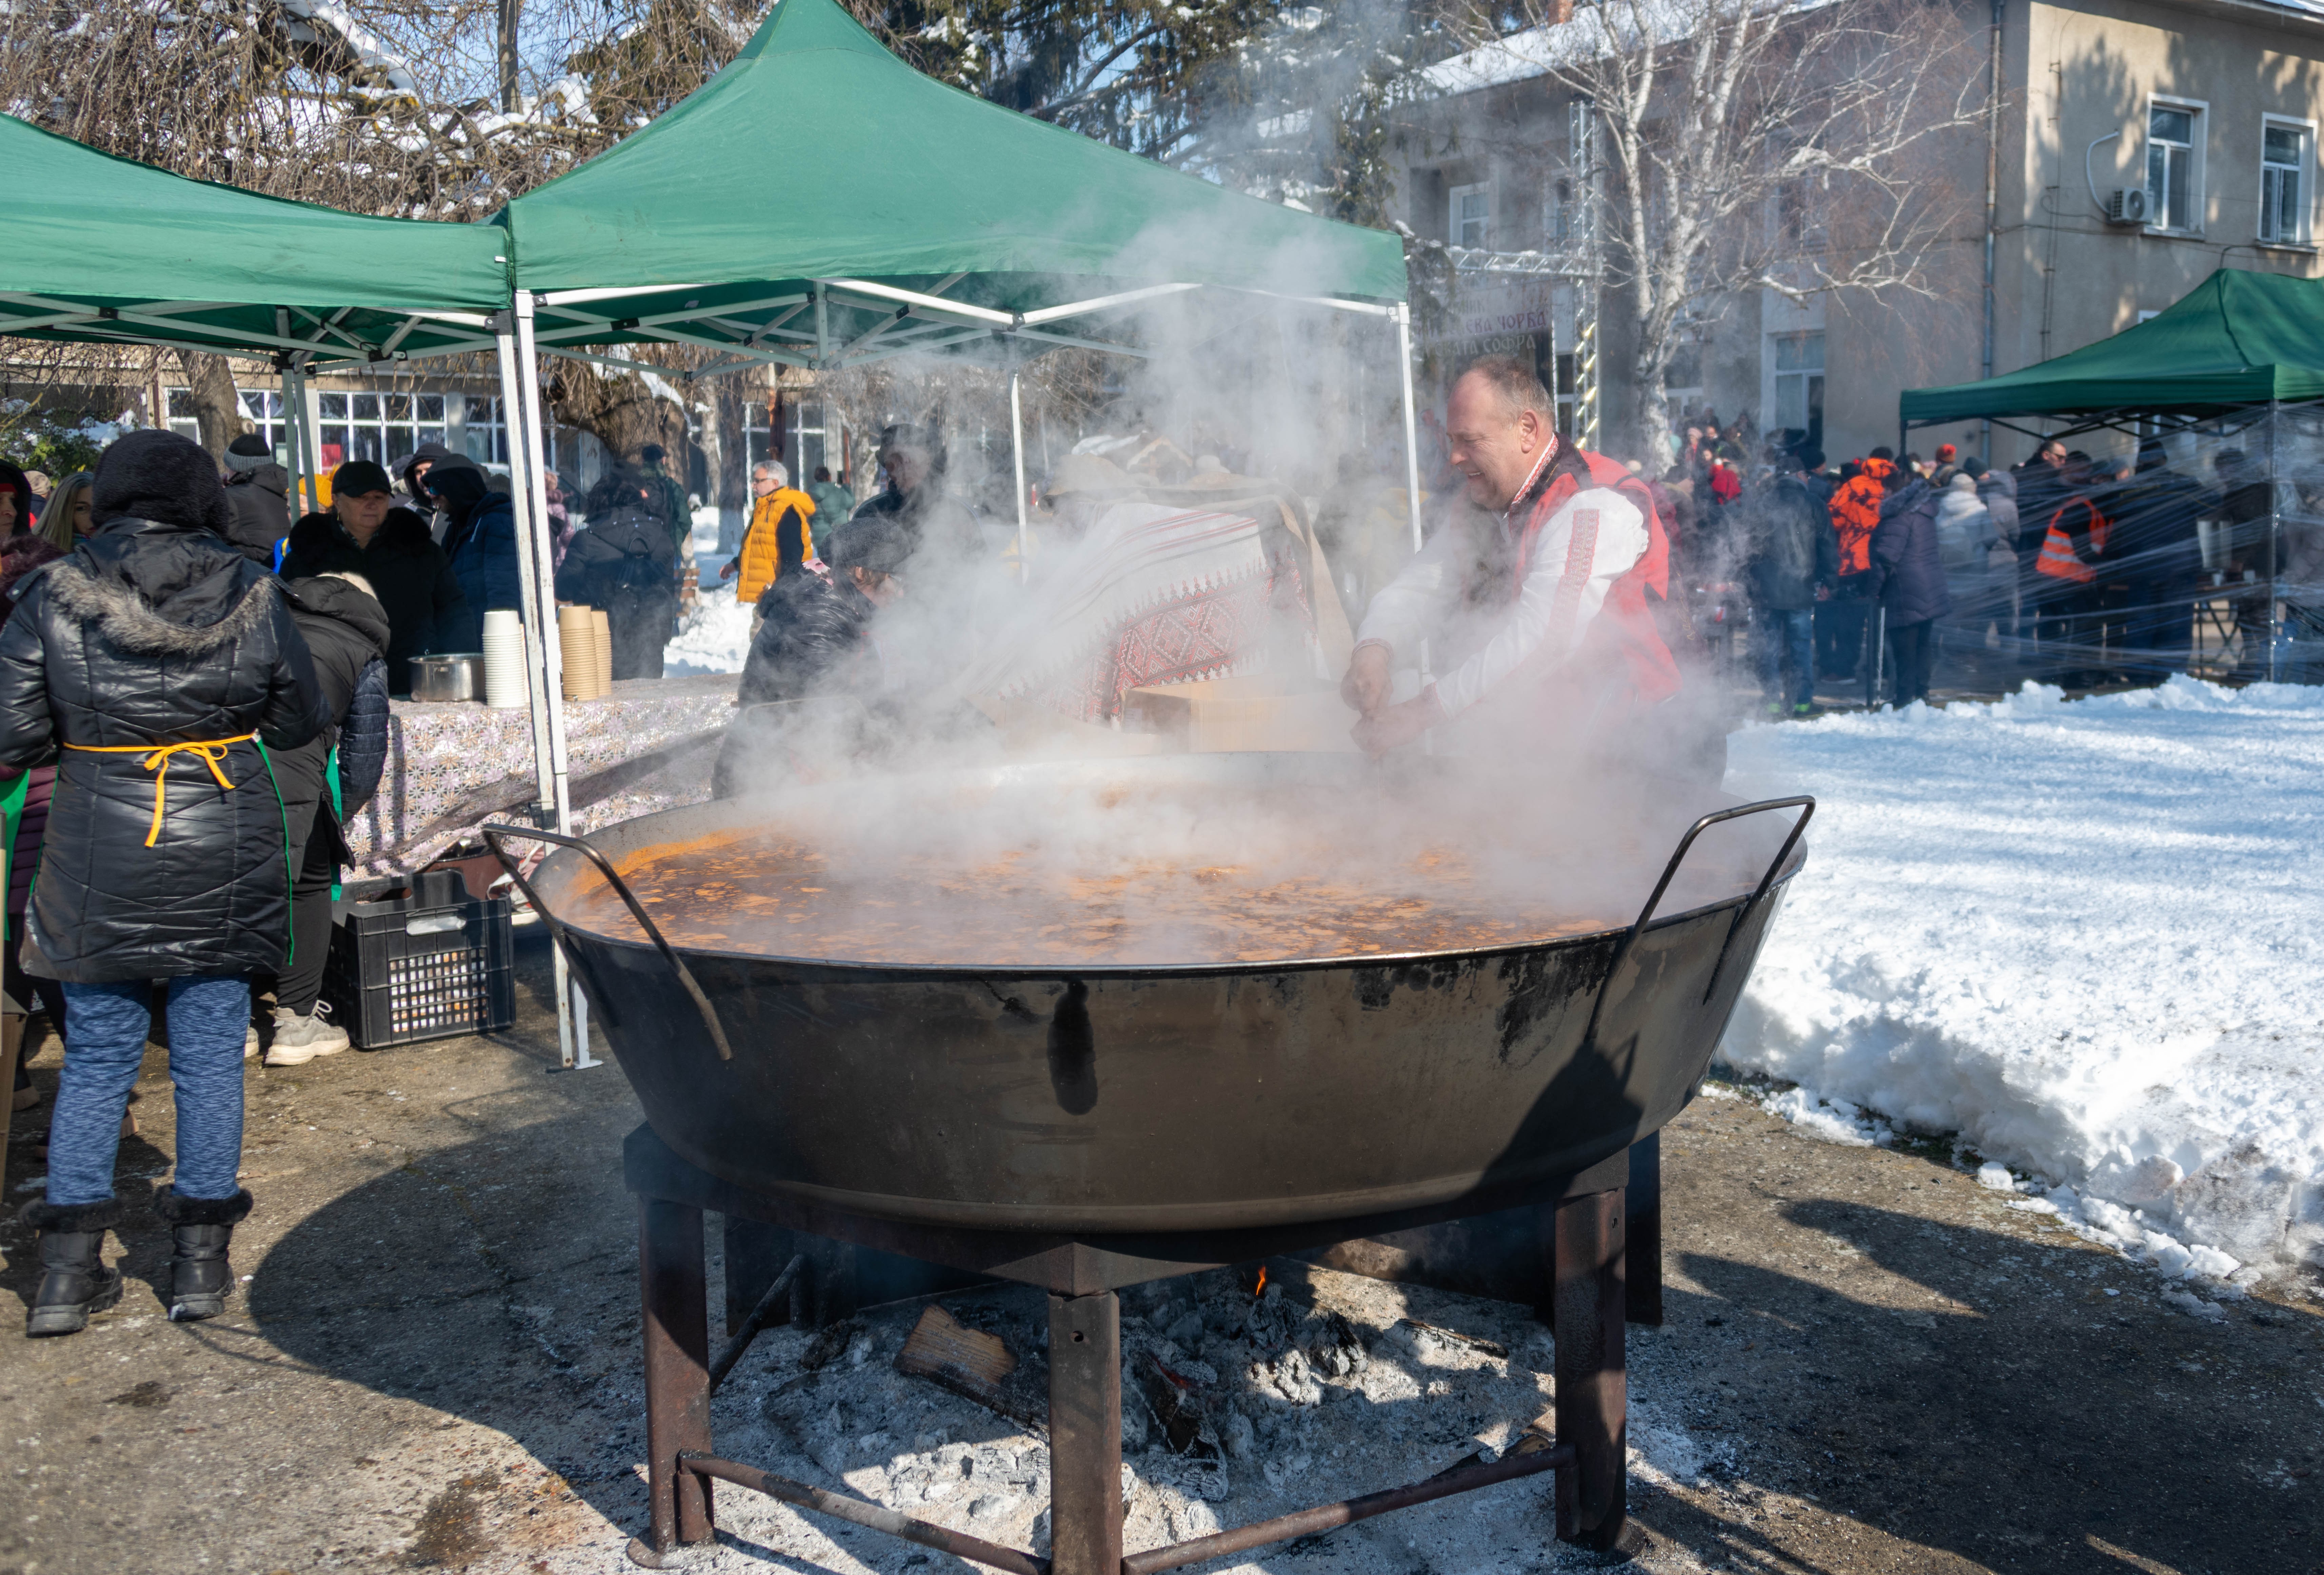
[324,869,515,1049]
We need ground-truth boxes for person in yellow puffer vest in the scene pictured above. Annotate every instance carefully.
[721,460,817,605]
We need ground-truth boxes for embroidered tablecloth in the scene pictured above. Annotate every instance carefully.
[343,673,738,873]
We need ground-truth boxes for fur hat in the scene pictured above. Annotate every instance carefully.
[90,429,230,534]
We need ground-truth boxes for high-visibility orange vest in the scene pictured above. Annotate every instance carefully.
[2036,496,2109,584]
[1830,473,1883,574]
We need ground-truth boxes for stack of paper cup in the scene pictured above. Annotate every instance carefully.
[481,609,528,709]
[591,608,614,695]
[557,605,596,702]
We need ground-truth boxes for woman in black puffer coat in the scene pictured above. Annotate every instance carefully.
[1871,471,1953,707]
[0,430,322,1337]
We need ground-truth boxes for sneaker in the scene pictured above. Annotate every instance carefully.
[1791,702,1820,718]
[264,1002,349,1066]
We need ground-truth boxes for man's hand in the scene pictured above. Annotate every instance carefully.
[719,560,739,581]
[1351,693,1440,757]
[1339,643,1392,715]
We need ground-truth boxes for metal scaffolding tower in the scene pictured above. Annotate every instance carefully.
[1440,96,1604,450]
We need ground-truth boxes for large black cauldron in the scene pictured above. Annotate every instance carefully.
[491,754,1808,1238]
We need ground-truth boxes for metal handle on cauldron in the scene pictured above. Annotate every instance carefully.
[1580,795,1816,1050]
[481,822,736,1062]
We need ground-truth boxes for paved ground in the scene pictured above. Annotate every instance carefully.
[3,934,2320,1575]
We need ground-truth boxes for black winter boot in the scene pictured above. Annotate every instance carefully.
[153,1189,254,1323]
[21,1196,126,1337]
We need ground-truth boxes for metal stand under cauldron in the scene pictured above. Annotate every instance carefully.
[620,1123,1663,1572]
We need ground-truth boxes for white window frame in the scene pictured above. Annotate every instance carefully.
[2259,114,2316,248]
[1450,182,1492,249]
[2145,95,2208,236]
[1769,330,1826,441]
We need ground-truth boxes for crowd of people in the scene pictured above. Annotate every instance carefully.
[0,418,731,1342]
[1635,417,2271,714]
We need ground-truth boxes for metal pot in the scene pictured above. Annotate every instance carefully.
[409,653,483,703]
[489,756,1811,1236]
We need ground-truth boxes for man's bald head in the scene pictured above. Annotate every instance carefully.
[1446,356,1560,511]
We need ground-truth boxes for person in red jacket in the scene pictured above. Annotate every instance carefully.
[1341,355,1679,766]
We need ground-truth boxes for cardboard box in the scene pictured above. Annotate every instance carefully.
[1122,675,1359,753]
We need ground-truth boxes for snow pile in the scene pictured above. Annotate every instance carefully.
[664,581,752,677]
[1724,676,2324,1275]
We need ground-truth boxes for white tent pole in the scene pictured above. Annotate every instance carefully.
[1394,302,1424,554]
[514,289,595,1071]
[1394,301,1433,730]
[493,310,584,1072]
[492,315,557,816]
[276,362,305,518]
[514,295,573,833]
[287,361,320,513]
[1010,368,1030,583]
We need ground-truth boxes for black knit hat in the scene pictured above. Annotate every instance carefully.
[90,429,229,534]
[224,433,274,474]
[332,460,393,498]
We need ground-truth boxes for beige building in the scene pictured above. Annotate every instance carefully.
[1395,0,2324,468]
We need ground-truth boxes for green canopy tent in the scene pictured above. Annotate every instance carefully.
[1901,268,2324,432]
[0,113,620,1062]
[1901,268,2324,684]
[490,0,1406,368]
[475,0,1422,924]
[1,112,514,513]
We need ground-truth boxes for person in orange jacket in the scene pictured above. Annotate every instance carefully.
[2030,450,2111,684]
[720,461,817,606]
[1816,450,1893,679]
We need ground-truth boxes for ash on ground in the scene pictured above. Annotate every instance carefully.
[695,1261,1720,1573]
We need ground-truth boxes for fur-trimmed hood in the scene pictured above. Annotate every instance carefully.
[46,520,281,658]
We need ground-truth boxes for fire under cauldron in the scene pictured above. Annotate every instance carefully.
[488,753,1810,1573]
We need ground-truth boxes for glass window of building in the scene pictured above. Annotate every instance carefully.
[1450,183,1491,248]
[2148,104,2200,230]
[313,391,448,471]
[2262,121,2309,244]
[1771,331,1826,448]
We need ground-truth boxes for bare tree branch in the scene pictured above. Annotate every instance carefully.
[1444,0,1987,458]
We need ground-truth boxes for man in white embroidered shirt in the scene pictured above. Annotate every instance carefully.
[1342,355,1679,758]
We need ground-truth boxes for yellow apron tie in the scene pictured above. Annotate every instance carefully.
[64,733,256,848]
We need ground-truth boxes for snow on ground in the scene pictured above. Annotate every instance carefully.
[664,581,752,677]
[1723,676,2324,1280]
[657,507,753,677]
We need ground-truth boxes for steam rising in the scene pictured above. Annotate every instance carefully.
[667,230,1773,967]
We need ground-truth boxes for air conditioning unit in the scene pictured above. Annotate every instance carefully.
[2105,188,2151,225]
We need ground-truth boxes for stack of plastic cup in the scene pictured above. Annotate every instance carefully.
[557,605,597,701]
[481,609,528,709]
[591,608,613,694]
